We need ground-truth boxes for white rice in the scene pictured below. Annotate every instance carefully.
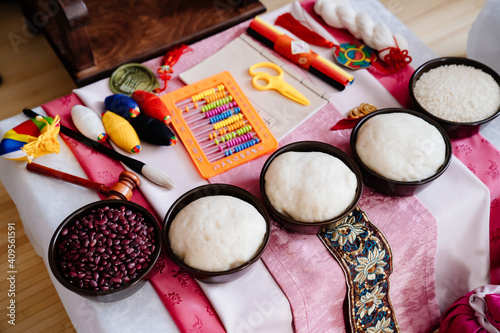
[413,64,500,123]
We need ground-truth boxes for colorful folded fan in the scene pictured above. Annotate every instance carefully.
[0,115,60,162]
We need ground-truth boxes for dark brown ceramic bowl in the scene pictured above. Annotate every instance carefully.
[350,108,452,197]
[259,141,363,235]
[409,57,500,139]
[48,200,162,302]
[163,184,271,283]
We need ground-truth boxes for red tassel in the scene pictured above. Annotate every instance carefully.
[377,37,412,73]
[132,90,172,124]
[160,44,192,67]
[154,45,192,93]
[275,13,335,48]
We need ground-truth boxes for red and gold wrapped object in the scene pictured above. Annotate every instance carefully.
[247,16,354,91]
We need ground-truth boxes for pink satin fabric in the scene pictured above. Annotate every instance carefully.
[440,286,500,332]
[42,95,225,333]
[491,198,500,285]
[300,0,500,287]
[452,135,500,200]
[452,135,500,284]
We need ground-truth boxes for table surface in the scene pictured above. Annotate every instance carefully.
[0,0,488,332]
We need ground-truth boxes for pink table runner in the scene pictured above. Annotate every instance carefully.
[41,95,226,333]
[299,0,500,286]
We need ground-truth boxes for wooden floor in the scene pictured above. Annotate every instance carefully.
[0,0,486,331]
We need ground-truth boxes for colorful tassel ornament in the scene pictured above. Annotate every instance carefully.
[132,90,172,124]
[0,115,60,162]
[101,111,141,154]
[129,115,178,146]
[104,94,141,119]
[71,105,107,143]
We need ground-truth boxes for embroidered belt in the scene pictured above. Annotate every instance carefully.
[318,206,400,333]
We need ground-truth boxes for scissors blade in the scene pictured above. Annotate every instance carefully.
[279,83,310,106]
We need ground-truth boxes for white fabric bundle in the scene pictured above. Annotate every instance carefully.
[71,105,107,143]
[314,0,409,64]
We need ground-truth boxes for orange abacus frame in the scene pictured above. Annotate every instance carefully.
[160,71,278,179]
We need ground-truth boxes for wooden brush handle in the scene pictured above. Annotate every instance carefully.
[27,162,111,196]
[26,163,140,200]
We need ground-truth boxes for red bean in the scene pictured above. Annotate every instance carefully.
[56,206,156,291]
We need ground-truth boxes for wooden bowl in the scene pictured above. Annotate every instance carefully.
[409,57,500,139]
[163,184,271,283]
[48,200,162,302]
[259,141,363,235]
[350,108,452,196]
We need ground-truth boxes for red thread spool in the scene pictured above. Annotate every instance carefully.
[132,90,172,125]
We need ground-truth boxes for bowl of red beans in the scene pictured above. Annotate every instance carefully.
[48,200,162,302]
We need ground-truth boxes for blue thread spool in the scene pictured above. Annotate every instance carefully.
[105,94,141,119]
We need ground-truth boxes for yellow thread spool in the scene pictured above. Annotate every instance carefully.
[102,111,141,153]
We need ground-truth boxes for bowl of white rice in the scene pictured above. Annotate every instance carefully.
[350,109,452,196]
[163,184,270,283]
[409,57,500,139]
[259,141,363,235]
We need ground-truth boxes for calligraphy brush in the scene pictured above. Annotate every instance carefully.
[23,108,175,190]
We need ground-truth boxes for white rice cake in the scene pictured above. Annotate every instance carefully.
[355,113,446,182]
[264,151,357,222]
[169,195,266,272]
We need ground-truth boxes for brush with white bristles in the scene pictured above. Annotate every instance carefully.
[23,108,175,190]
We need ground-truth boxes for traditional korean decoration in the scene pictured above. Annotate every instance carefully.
[0,115,60,162]
[275,12,376,70]
[314,0,411,71]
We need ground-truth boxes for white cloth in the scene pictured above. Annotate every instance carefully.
[0,109,179,333]
[0,0,497,332]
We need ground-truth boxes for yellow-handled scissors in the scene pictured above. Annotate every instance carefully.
[249,62,310,106]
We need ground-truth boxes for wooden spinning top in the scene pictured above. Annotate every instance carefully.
[26,162,140,201]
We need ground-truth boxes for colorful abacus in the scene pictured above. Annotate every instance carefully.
[160,71,278,178]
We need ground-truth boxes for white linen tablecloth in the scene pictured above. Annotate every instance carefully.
[1,0,497,332]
